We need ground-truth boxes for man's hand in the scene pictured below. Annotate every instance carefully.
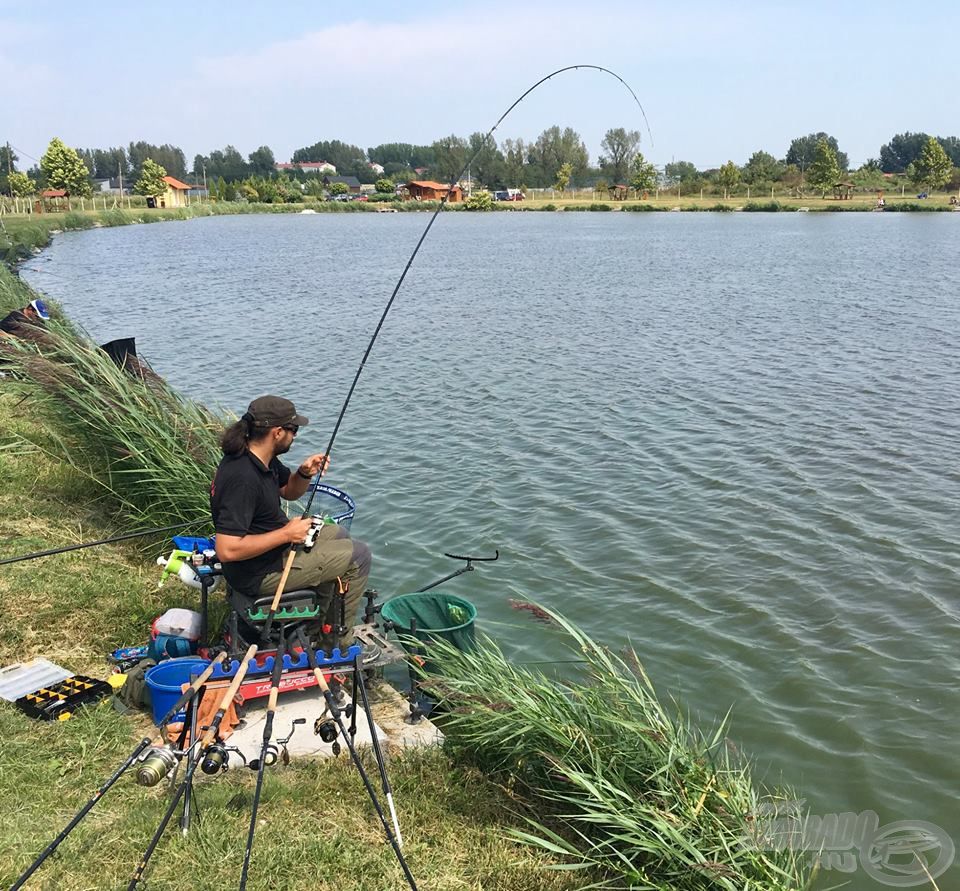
[298,453,330,478]
[285,517,315,544]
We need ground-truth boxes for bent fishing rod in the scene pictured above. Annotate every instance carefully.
[296,627,418,890]
[128,645,257,891]
[9,651,227,891]
[260,64,651,638]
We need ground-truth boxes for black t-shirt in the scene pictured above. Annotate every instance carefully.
[0,310,29,336]
[210,451,292,596]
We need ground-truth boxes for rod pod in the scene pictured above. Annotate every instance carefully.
[239,630,287,890]
[295,629,418,891]
[9,651,227,891]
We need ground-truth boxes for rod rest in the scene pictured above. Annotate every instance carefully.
[210,644,362,680]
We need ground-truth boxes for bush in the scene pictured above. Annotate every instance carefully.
[62,212,94,231]
[742,201,785,212]
[367,193,400,203]
[622,204,661,212]
[540,203,557,212]
[588,202,612,211]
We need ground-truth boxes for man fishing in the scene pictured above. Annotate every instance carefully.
[0,298,50,338]
[210,395,371,654]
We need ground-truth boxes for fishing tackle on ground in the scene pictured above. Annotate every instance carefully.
[259,64,649,638]
[9,652,227,891]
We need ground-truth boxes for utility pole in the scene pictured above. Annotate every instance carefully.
[118,161,124,201]
[5,142,12,197]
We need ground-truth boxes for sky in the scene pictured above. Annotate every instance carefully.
[4,0,959,172]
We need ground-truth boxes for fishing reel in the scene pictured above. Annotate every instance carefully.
[302,515,327,551]
[136,746,179,787]
[200,741,246,775]
[249,719,305,770]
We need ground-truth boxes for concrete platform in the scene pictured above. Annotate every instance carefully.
[226,678,441,763]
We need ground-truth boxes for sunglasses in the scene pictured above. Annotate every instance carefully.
[282,424,299,435]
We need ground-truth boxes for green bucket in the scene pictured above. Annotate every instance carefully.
[380,592,477,667]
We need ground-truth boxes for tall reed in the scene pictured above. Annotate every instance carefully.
[0,314,221,530]
[425,608,812,890]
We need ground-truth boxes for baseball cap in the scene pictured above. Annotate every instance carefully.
[245,395,310,428]
[29,299,50,320]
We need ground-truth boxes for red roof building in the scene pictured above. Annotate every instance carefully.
[405,180,462,202]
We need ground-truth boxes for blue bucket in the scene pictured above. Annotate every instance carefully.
[144,657,210,725]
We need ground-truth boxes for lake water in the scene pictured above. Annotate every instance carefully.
[22,211,960,888]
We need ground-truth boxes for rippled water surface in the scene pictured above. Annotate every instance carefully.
[24,212,960,888]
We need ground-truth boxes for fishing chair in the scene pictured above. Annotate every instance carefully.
[223,578,348,659]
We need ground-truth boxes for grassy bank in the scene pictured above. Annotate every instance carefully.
[0,264,811,889]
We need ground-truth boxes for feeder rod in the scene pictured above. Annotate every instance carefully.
[0,521,198,566]
[9,652,227,891]
[200,644,258,749]
[295,629,418,890]
[239,630,287,890]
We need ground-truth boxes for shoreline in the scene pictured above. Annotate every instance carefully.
[4,193,957,262]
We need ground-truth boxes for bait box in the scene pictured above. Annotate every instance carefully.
[0,659,72,702]
[15,676,112,720]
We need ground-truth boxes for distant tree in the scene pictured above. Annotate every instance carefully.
[806,138,841,197]
[467,132,505,189]
[594,178,609,196]
[529,126,588,187]
[134,158,168,198]
[742,150,784,185]
[0,142,17,177]
[554,162,573,194]
[663,160,699,184]
[80,146,130,181]
[629,152,658,197]
[128,142,186,180]
[197,145,249,182]
[430,134,469,183]
[293,139,366,175]
[40,137,92,196]
[911,136,952,193]
[851,163,886,191]
[716,160,741,198]
[464,189,493,211]
[247,145,276,177]
[786,132,847,176]
[375,177,394,194]
[8,171,34,197]
[599,127,641,183]
[328,181,349,196]
[368,142,435,169]
[305,178,326,198]
[216,176,228,201]
[937,136,960,166]
[502,137,527,186]
[879,132,929,173]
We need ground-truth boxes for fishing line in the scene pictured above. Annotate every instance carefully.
[300,64,650,515]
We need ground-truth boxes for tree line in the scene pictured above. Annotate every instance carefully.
[4,128,960,200]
